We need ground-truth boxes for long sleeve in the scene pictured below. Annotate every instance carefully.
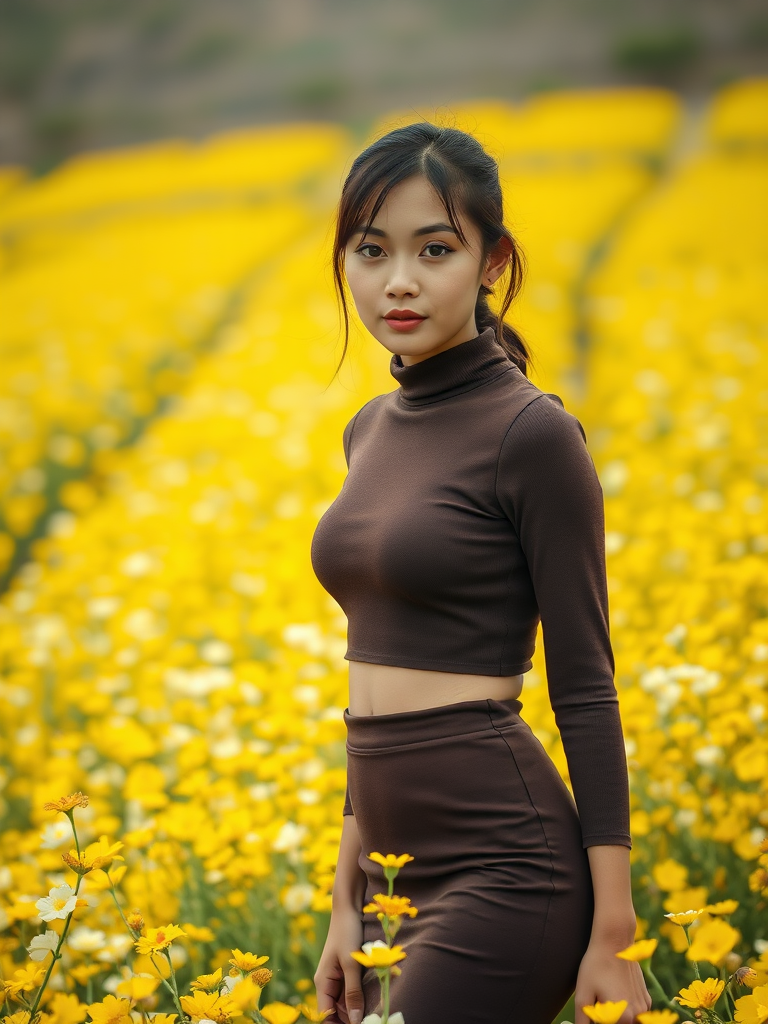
[495,395,631,849]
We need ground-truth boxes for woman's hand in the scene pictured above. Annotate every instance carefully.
[314,905,366,1024]
[573,938,653,1024]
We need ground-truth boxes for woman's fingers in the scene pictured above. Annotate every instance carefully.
[314,961,343,1014]
[341,962,364,1024]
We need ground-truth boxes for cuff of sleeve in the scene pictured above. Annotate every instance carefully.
[583,834,632,849]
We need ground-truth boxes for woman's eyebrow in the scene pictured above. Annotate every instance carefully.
[351,222,458,237]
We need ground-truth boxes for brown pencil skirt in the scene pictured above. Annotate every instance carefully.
[342,697,595,1024]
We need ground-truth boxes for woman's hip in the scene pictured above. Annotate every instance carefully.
[344,697,592,893]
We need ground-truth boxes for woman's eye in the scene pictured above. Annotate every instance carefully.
[357,244,384,258]
[423,243,451,257]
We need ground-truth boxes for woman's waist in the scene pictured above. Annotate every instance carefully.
[348,658,525,717]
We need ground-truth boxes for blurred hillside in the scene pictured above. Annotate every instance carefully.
[1,0,767,172]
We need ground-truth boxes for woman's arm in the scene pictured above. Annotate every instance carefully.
[315,815,369,1024]
[495,395,633,849]
[586,844,636,944]
[332,812,368,912]
[572,845,651,1024]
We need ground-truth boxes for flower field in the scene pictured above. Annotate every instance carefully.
[1,79,767,1022]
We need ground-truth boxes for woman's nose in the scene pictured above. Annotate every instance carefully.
[385,259,420,297]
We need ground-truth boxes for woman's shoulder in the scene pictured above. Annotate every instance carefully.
[500,382,588,453]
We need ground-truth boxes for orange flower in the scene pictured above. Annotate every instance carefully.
[362,894,418,920]
[43,793,89,813]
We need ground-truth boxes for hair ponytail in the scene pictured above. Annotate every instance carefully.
[331,122,534,381]
[474,234,528,375]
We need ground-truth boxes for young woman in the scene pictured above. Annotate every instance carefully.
[310,123,651,1024]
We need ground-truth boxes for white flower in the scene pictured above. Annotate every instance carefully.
[39,820,74,849]
[281,883,315,914]
[36,883,77,921]
[272,821,307,852]
[95,933,134,962]
[199,640,232,665]
[362,1014,404,1024]
[361,940,389,956]
[68,926,106,952]
[27,930,59,961]
[693,745,723,767]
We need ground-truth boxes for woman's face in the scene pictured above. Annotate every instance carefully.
[343,174,510,366]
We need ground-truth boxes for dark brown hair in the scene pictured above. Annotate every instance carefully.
[331,121,532,380]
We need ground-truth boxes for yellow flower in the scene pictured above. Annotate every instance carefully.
[367,853,414,870]
[134,924,186,955]
[190,967,223,992]
[46,992,88,1024]
[260,1004,300,1024]
[734,967,759,987]
[704,899,739,915]
[664,909,704,927]
[146,1017,177,1024]
[115,975,160,1001]
[362,893,418,919]
[226,975,260,1012]
[228,949,269,973]
[652,858,688,892]
[675,977,725,1008]
[4,965,47,996]
[125,910,145,935]
[43,793,89,813]
[251,968,273,988]
[296,1004,333,1021]
[581,1000,628,1023]
[686,918,740,965]
[2,1013,31,1024]
[733,984,768,1024]
[350,942,407,969]
[63,837,125,875]
[663,888,709,914]
[181,923,215,942]
[178,991,238,1023]
[86,996,133,1024]
[69,965,104,986]
[615,938,658,961]
[636,1012,679,1023]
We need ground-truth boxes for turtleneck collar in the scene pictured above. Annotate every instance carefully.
[389,326,516,407]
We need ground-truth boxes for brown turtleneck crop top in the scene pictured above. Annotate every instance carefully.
[311,327,632,849]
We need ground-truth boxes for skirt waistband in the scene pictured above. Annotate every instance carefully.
[343,697,524,748]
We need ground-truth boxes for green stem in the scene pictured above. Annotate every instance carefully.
[28,875,84,1017]
[66,811,81,857]
[382,968,390,1024]
[682,925,701,981]
[642,962,694,1020]
[108,884,137,937]
[149,952,187,1021]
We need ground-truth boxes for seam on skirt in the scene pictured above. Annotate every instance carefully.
[486,700,556,1015]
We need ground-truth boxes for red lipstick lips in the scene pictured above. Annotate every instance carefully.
[384,309,427,333]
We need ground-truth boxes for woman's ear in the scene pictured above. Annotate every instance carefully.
[483,236,513,287]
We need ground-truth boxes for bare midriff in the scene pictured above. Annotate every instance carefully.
[348,659,526,717]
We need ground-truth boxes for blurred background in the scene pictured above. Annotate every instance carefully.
[1,4,767,1023]
[1,0,767,170]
